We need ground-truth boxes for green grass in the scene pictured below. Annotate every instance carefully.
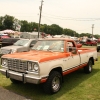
[82,45,97,48]
[0,57,100,100]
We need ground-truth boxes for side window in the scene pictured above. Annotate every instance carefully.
[31,40,37,44]
[66,41,77,54]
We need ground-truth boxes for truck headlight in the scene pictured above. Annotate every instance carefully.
[1,58,8,68]
[27,62,39,73]
[33,63,39,71]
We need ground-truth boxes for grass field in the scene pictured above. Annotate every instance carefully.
[0,56,100,100]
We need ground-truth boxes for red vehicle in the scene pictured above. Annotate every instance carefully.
[76,42,82,48]
[97,38,100,43]
[0,34,10,41]
[85,39,97,46]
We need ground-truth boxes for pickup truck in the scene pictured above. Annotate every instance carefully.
[0,38,98,94]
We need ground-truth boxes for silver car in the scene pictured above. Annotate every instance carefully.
[0,39,37,55]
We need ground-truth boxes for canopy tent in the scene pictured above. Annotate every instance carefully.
[0,31,4,34]
[2,29,15,34]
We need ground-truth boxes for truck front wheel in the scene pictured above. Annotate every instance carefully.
[84,60,93,74]
[43,71,62,94]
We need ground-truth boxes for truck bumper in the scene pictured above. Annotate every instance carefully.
[0,69,42,84]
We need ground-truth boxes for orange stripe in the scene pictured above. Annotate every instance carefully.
[63,63,87,76]
[40,63,88,83]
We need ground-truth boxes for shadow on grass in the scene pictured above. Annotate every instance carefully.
[3,67,100,100]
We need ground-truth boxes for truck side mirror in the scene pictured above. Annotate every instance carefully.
[71,47,77,54]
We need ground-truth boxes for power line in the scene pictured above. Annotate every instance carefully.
[42,15,100,21]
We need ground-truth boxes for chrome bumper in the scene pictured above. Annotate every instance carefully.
[0,69,41,84]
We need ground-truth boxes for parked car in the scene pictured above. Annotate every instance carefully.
[0,39,38,56]
[0,38,20,47]
[85,39,97,46]
[0,34,10,43]
[97,38,100,43]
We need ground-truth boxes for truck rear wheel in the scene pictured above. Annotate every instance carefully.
[84,60,93,74]
[43,71,62,94]
[97,48,99,52]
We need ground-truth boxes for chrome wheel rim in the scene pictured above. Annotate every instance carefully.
[52,76,60,92]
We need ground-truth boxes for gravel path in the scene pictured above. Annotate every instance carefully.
[0,86,31,100]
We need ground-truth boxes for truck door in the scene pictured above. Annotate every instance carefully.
[63,41,81,70]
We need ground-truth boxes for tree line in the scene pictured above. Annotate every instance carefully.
[0,15,100,39]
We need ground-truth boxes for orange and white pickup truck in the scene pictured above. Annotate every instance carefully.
[0,38,98,94]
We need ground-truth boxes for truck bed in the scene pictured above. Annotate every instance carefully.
[78,47,96,52]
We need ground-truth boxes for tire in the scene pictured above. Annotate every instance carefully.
[43,71,62,94]
[97,48,99,52]
[84,60,93,74]
[10,78,22,84]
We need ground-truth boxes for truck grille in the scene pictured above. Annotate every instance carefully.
[8,59,27,72]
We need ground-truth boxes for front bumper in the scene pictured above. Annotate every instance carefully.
[0,68,42,84]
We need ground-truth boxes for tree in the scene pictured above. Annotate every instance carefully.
[63,28,76,36]
[40,24,48,33]
[20,20,30,32]
[0,16,4,31]
[49,24,63,35]
[13,18,21,31]
[30,22,38,32]
[1,14,100,39]
[2,15,14,30]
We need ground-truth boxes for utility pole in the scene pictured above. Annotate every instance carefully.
[38,0,44,38]
[92,24,94,40]
[74,32,75,38]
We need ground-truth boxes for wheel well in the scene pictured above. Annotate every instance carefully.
[89,57,94,65]
[49,67,63,80]
[50,67,62,75]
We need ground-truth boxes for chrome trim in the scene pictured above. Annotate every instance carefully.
[0,69,41,84]
[1,57,39,63]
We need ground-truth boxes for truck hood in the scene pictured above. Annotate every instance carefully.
[2,50,69,63]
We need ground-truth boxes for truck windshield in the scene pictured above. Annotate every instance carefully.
[14,39,29,46]
[31,40,64,52]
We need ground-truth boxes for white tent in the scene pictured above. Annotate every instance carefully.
[2,29,15,34]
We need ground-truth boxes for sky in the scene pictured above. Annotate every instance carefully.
[0,0,100,35]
